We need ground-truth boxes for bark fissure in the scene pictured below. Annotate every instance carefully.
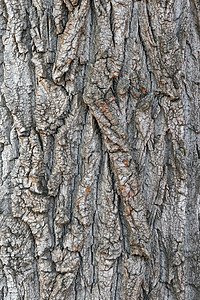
[0,0,199,299]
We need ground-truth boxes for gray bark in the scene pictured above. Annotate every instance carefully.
[0,0,199,299]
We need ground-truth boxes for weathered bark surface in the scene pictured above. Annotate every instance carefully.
[0,0,199,299]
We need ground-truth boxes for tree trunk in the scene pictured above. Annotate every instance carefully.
[0,0,199,299]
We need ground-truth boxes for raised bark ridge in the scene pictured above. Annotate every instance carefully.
[0,0,199,299]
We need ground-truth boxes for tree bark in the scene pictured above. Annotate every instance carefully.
[0,0,199,299]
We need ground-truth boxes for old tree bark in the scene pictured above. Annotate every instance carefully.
[0,0,199,299]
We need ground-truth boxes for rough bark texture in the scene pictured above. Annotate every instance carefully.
[0,0,199,299]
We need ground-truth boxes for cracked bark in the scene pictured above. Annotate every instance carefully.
[0,0,199,299]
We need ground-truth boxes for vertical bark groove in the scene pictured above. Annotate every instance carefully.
[0,0,199,299]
